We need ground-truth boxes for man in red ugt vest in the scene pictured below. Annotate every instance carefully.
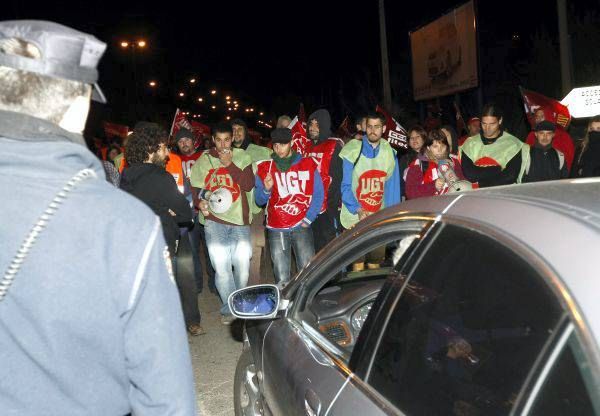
[255,128,324,283]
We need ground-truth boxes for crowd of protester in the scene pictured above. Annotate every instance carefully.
[3,18,600,416]
[88,102,600,335]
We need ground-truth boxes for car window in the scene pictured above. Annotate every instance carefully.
[530,332,597,415]
[295,230,423,358]
[366,223,563,415]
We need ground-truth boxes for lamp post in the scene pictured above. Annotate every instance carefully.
[119,39,148,120]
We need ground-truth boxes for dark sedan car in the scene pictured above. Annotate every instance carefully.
[230,180,600,416]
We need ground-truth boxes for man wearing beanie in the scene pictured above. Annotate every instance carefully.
[523,120,569,183]
[231,118,272,283]
[255,128,324,283]
[175,127,217,295]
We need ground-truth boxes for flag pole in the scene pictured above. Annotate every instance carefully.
[169,108,180,137]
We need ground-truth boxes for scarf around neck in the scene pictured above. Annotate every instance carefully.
[272,150,297,172]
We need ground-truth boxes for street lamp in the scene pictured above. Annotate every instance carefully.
[179,92,185,97]
[197,97,204,102]
[119,38,149,121]
[211,90,217,95]
[211,105,216,109]
[149,80,157,87]
[190,78,196,84]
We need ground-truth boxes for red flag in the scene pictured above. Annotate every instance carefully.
[520,87,571,129]
[170,108,192,137]
[103,121,129,141]
[298,103,307,128]
[335,115,355,142]
[190,120,211,139]
[288,116,312,156]
[170,109,211,148]
[189,120,211,149]
[247,129,262,144]
[375,105,409,151]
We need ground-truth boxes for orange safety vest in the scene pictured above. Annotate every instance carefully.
[165,153,185,193]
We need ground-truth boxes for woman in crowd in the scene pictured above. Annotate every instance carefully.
[441,124,459,155]
[573,116,600,178]
[400,125,427,199]
[405,128,466,199]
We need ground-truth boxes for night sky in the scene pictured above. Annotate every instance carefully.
[3,0,598,128]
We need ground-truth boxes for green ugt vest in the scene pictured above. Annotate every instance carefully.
[460,132,530,183]
[243,143,272,215]
[190,148,253,225]
[339,139,396,229]
[113,152,124,170]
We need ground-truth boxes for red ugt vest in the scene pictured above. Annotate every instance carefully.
[179,152,202,179]
[256,158,318,229]
[308,138,343,213]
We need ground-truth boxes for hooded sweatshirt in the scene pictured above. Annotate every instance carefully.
[307,109,344,215]
[120,162,192,255]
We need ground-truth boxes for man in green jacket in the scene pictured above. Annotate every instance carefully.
[190,122,255,323]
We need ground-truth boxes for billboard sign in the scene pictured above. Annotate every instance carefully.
[410,1,478,100]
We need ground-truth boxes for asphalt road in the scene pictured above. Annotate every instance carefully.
[190,290,244,416]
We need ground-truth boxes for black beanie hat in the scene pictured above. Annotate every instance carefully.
[175,127,194,141]
[270,128,292,144]
[534,120,556,132]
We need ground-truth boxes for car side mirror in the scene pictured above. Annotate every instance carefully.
[228,284,280,319]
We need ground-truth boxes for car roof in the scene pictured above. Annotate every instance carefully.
[391,179,600,363]
[463,178,600,227]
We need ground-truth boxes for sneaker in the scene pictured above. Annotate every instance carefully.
[187,324,207,336]
[221,315,235,325]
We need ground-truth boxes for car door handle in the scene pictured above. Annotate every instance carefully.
[304,389,322,416]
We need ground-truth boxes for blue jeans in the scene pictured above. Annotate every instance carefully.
[268,226,315,284]
[204,220,252,315]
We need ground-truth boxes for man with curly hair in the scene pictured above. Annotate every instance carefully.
[121,122,205,336]
[121,122,192,255]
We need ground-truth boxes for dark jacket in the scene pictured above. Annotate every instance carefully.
[523,145,568,183]
[577,132,600,178]
[121,163,193,255]
[308,109,343,218]
[399,149,419,198]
